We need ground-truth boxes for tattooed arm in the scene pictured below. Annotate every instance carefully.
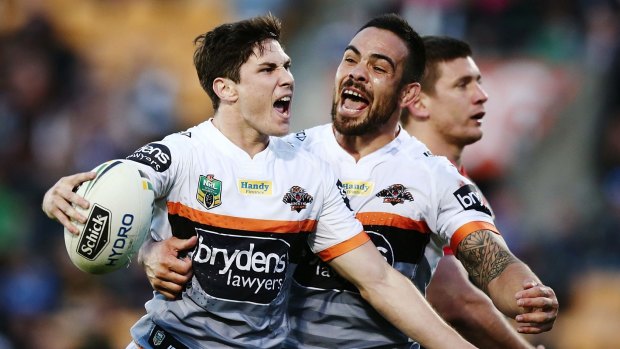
[456,230,559,334]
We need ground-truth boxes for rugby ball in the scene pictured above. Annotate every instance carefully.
[64,160,154,274]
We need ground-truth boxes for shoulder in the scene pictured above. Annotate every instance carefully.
[271,136,321,163]
[396,137,454,172]
[162,123,204,148]
[399,136,434,159]
[124,124,201,172]
[281,123,332,150]
[271,136,337,181]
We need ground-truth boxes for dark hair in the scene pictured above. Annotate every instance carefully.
[193,14,281,110]
[420,36,472,95]
[357,13,425,85]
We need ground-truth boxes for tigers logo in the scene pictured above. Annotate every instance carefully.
[376,184,414,205]
[196,174,222,209]
[282,186,313,212]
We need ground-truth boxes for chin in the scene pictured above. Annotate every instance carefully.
[461,132,483,146]
[272,125,290,137]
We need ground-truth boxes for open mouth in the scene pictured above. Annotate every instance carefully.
[471,111,485,122]
[341,89,369,111]
[274,96,291,115]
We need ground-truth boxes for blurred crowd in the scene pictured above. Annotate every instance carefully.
[0,0,619,348]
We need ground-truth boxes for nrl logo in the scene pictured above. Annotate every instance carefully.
[196,174,222,209]
[376,184,414,205]
[152,330,165,346]
[282,185,314,212]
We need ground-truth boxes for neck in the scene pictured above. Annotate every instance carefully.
[211,111,269,158]
[408,130,463,167]
[333,116,400,162]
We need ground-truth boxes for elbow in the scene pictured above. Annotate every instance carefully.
[429,283,494,325]
[357,271,390,302]
[446,297,497,331]
[355,265,397,305]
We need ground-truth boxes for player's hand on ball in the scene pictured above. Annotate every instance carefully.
[514,280,559,334]
[139,236,197,299]
[42,171,97,235]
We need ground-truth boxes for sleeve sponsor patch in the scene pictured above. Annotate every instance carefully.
[453,184,492,216]
[126,142,171,172]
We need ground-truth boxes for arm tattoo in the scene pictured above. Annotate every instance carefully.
[455,230,518,293]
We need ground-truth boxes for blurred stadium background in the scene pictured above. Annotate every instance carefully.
[1,0,619,348]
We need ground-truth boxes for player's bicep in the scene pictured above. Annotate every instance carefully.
[455,229,519,293]
[327,240,388,290]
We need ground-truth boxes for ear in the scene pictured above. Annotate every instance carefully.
[213,77,238,103]
[406,90,430,121]
[399,82,421,109]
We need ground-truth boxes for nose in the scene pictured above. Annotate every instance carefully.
[474,83,488,104]
[348,62,368,82]
[280,67,294,89]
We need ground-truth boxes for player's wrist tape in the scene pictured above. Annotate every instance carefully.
[148,324,189,349]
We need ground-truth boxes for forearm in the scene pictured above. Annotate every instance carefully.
[137,235,157,266]
[452,299,536,349]
[359,267,476,349]
[487,262,540,317]
[456,230,558,333]
[428,257,535,349]
[328,242,476,348]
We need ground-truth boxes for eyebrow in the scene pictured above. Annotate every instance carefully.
[257,59,291,69]
[455,73,482,85]
[344,45,396,71]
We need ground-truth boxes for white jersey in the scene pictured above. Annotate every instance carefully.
[127,120,368,349]
[427,165,495,263]
[283,124,499,349]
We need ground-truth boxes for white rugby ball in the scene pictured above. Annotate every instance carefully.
[64,160,154,274]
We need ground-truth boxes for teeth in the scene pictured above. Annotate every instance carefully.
[343,90,362,98]
[278,96,291,102]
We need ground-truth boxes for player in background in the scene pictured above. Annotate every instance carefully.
[42,14,477,349]
[135,14,558,349]
[401,35,545,349]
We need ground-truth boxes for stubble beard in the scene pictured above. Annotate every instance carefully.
[331,87,400,136]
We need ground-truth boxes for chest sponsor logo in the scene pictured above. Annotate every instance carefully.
[192,229,289,304]
[196,174,222,209]
[126,143,171,172]
[282,186,313,212]
[342,180,374,196]
[376,184,414,205]
[453,184,492,216]
[238,179,273,196]
[292,231,393,293]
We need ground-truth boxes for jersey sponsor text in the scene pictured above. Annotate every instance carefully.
[192,229,289,304]
[238,180,273,196]
[342,180,374,196]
